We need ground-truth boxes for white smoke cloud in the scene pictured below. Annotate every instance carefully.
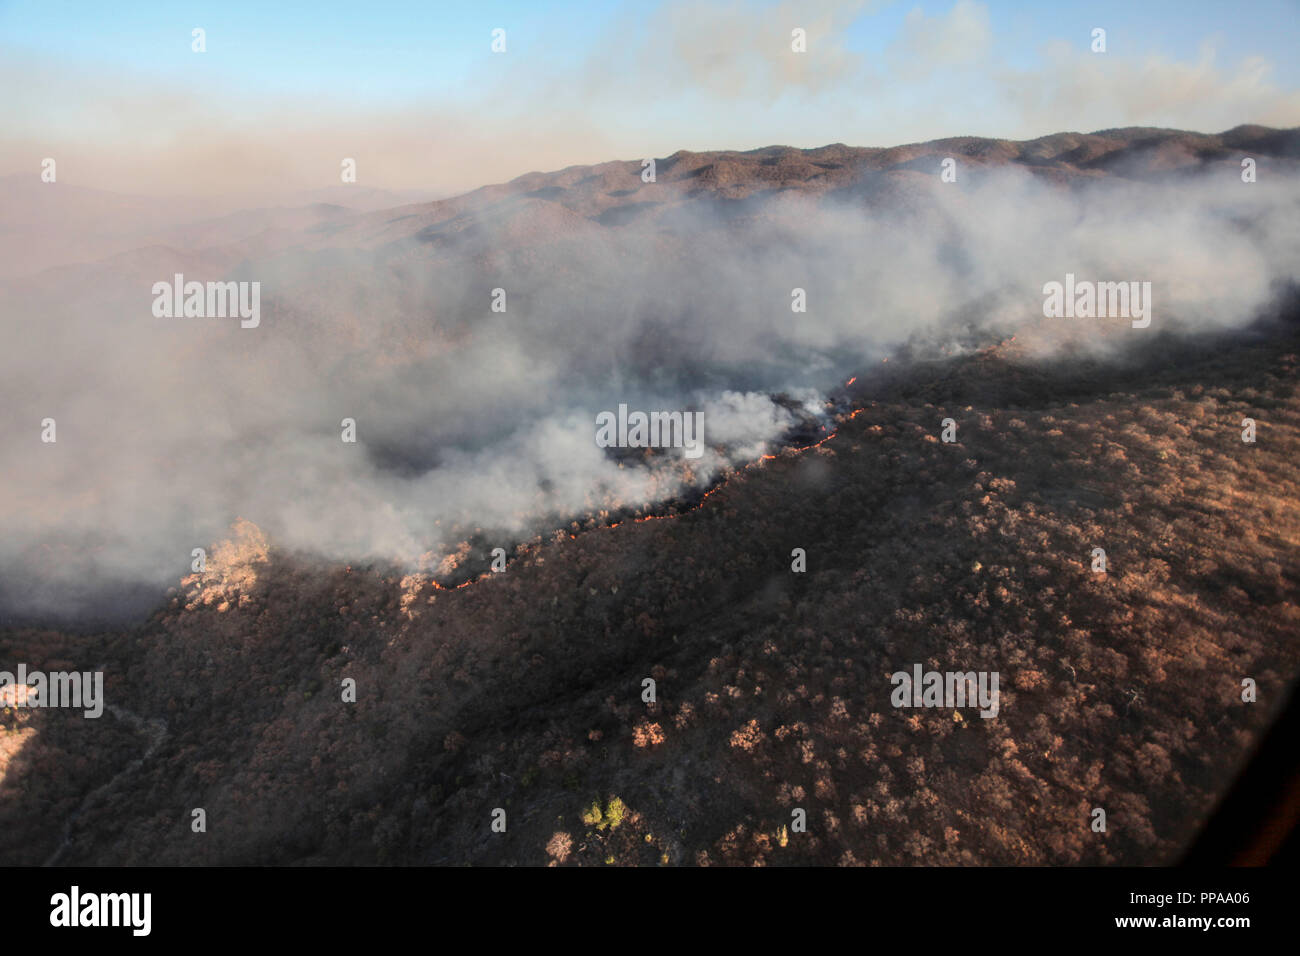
[1,159,1298,620]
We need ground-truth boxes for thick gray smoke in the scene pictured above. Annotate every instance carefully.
[2,161,1298,621]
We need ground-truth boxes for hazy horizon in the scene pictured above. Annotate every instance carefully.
[4,0,1300,204]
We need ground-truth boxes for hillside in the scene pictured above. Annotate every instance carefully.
[3,302,1297,865]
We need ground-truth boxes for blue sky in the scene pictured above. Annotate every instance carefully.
[3,0,1297,98]
[2,0,1297,196]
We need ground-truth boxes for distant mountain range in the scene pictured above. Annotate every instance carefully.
[4,125,1296,283]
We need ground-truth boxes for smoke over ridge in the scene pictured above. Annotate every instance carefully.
[2,144,1298,621]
